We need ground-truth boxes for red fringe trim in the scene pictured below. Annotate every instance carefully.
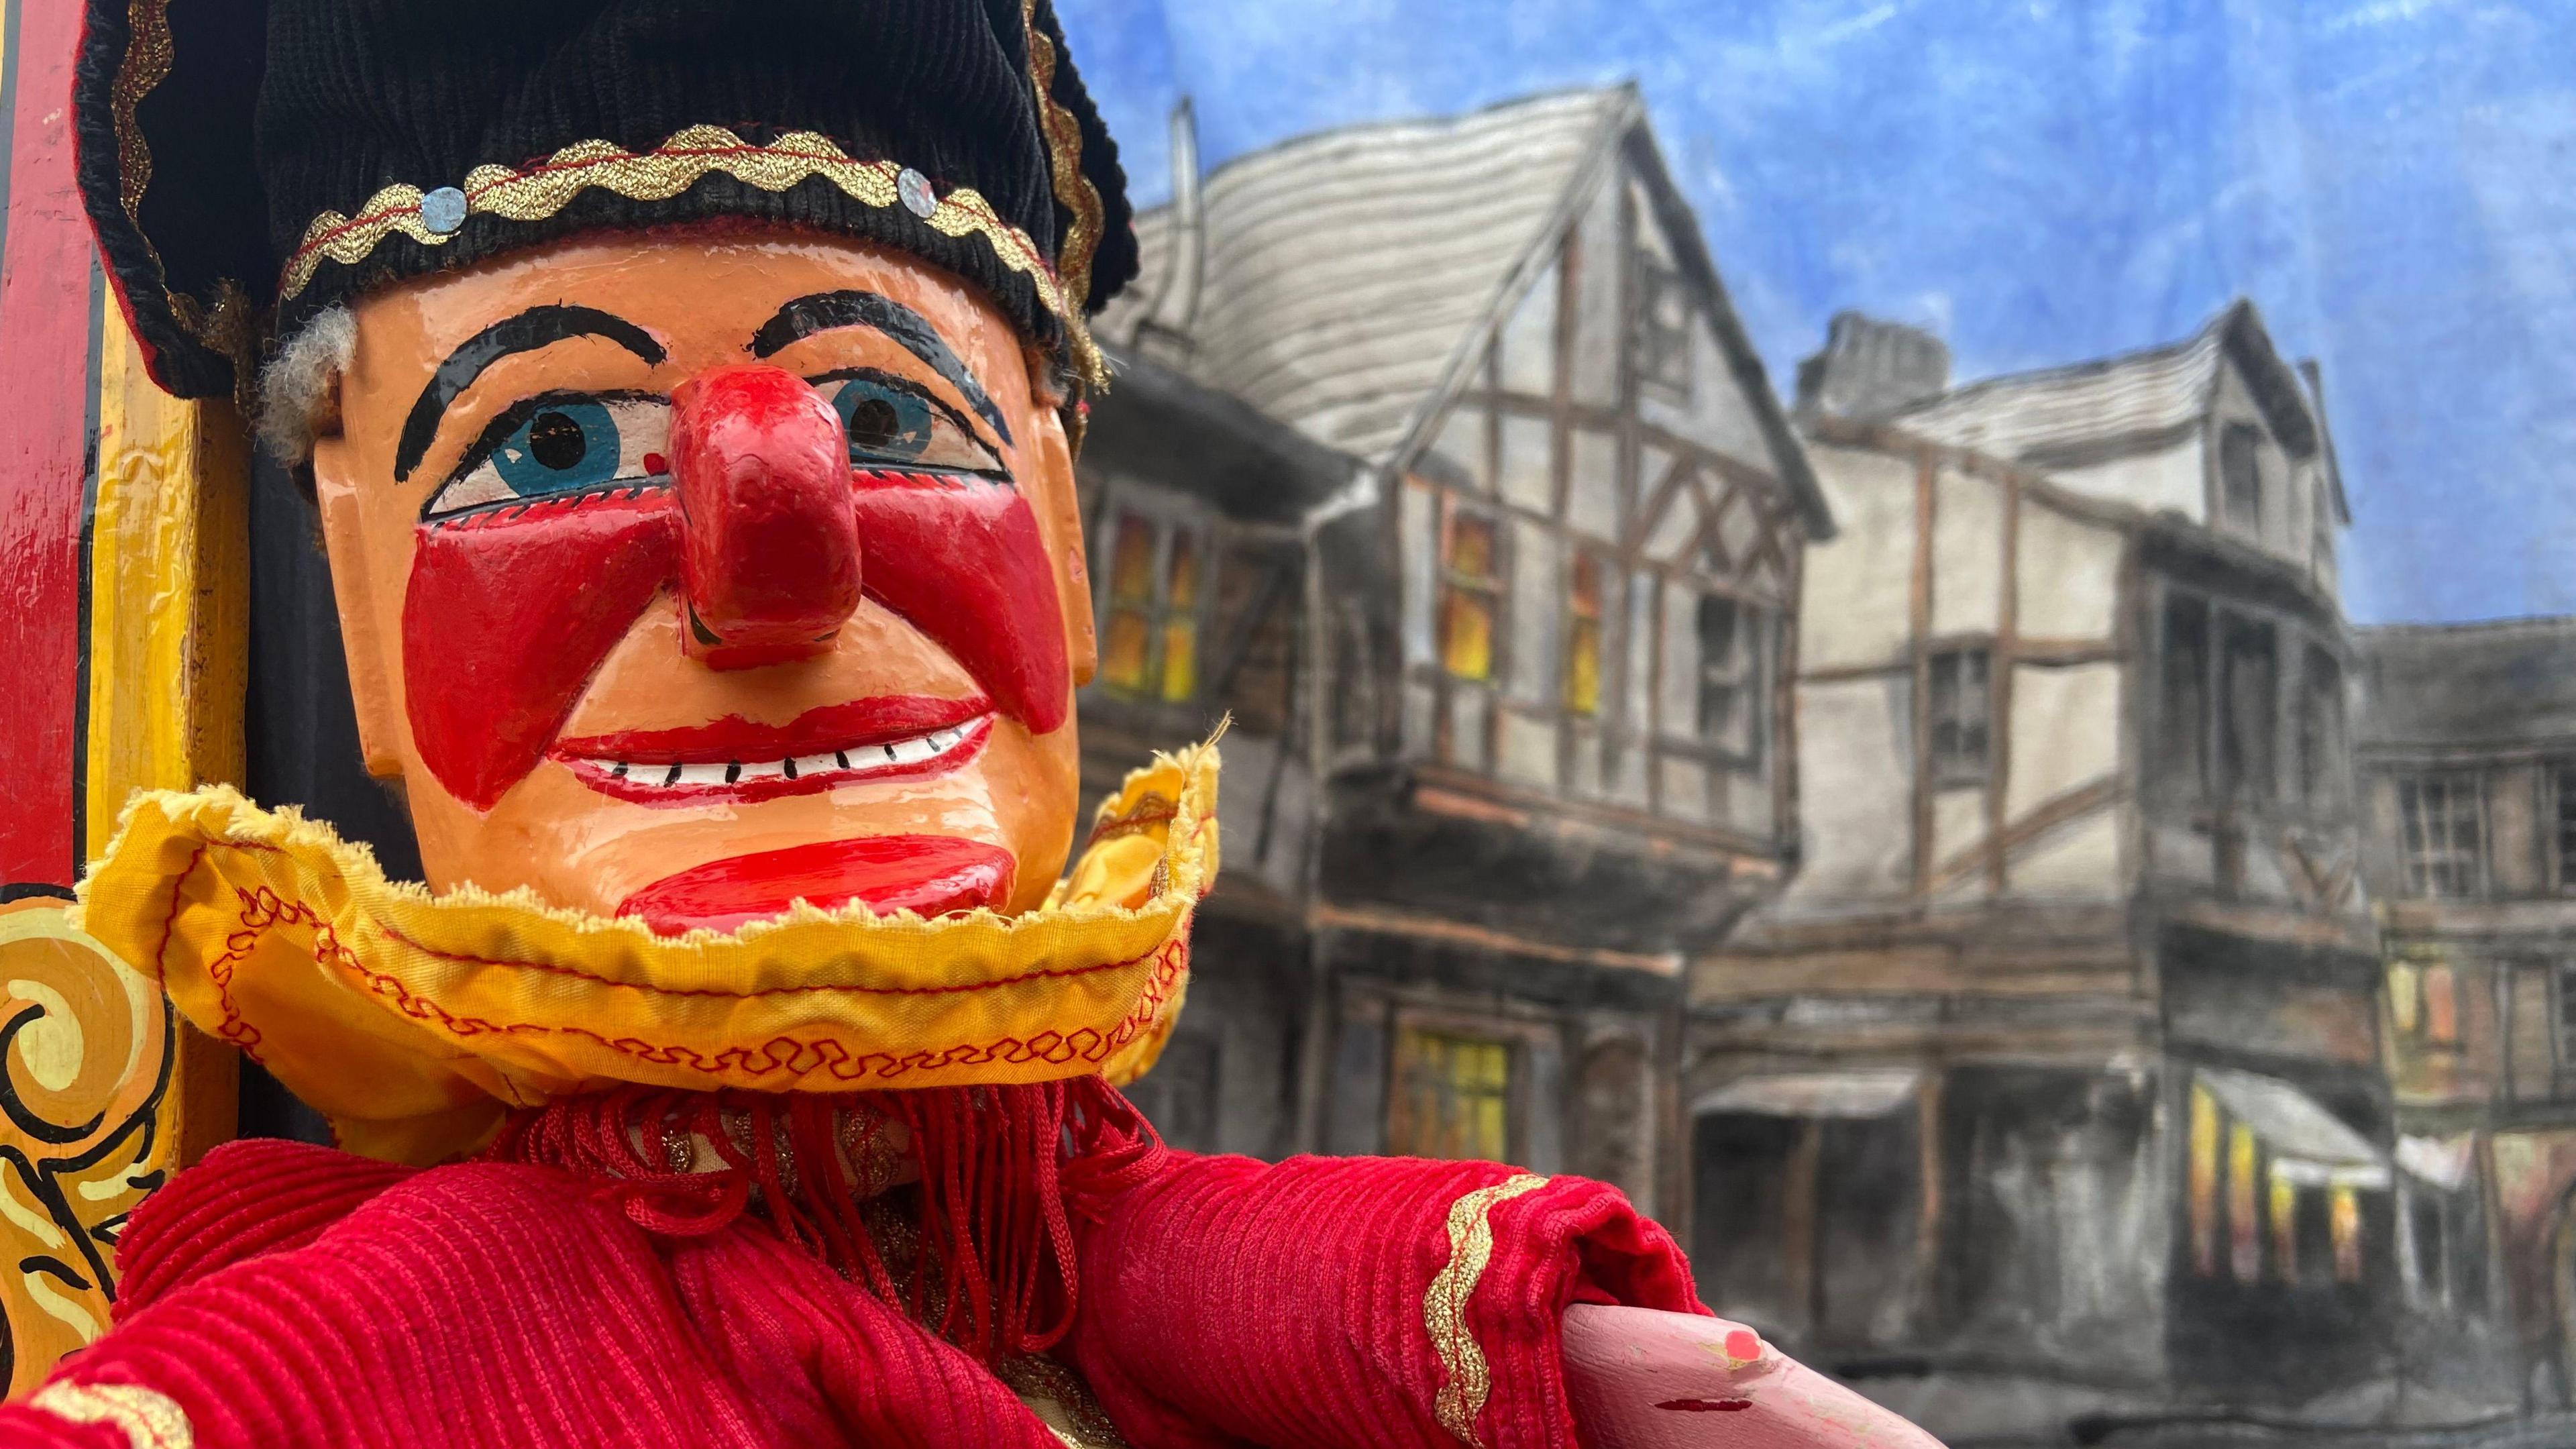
[482,1077,1161,1362]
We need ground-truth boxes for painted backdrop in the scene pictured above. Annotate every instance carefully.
[1055,2,2573,1443]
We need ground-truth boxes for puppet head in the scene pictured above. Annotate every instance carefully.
[77,0,1140,934]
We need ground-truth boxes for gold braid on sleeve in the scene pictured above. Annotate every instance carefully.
[28,1382,194,1449]
[1421,1173,1548,1447]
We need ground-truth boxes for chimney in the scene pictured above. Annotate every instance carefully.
[1132,97,1205,361]
[1795,313,1950,421]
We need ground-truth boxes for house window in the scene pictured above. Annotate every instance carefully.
[2218,614,2279,803]
[1637,261,1691,396]
[2189,1083,2220,1276]
[2330,1186,2363,1284]
[2161,594,2211,797]
[2553,764,2576,892]
[1161,533,1203,699]
[1694,593,1761,759]
[2299,645,2345,807]
[1564,551,1607,716]
[1388,1028,1513,1161]
[1097,510,1205,702]
[1440,510,1502,682]
[2268,1169,2300,1283]
[2555,963,2576,1069]
[2220,421,2263,533]
[2387,959,2461,1048]
[1927,647,1992,786]
[2398,772,2485,898]
[2229,1121,2261,1281]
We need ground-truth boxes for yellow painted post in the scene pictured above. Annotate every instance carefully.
[0,292,250,1399]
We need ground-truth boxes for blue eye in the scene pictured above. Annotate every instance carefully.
[422,394,672,521]
[830,378,936,464]
[492,400,623,495]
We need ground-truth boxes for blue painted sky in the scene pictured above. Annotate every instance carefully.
[1055,0,2576,625]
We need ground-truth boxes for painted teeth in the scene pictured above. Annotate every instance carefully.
[592,723,975,789]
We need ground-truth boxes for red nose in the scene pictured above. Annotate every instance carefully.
[668,364,860,669]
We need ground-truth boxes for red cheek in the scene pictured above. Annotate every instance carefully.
[402,489,681,811]
[848,470,1067,737]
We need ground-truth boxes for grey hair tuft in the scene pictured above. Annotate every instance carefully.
[255,306,356,466]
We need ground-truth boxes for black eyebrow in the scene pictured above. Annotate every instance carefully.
[396,305,666,480]
[749,290,1014,448]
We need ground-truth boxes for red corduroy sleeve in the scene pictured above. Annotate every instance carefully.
[0,1139,414,1447]
[1063,1152,1706,1449]
[113,1138,419,1318]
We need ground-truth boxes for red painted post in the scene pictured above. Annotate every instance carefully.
[0,3,101,888]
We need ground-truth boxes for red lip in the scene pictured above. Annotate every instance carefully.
[619,835,1016,935]
[554,694,991,763]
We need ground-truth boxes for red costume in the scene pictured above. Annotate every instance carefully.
[0,1107,1700,1448]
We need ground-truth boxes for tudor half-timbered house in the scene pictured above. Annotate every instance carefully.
[1700,305,2392,1434]
[1084,88,1828,1218]
[2354,618,2576,1415]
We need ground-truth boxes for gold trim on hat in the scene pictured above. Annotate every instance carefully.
[1020,3,1109,389]
[280,125,1096,367]
[109,0,172,223]
[107,0,255,393]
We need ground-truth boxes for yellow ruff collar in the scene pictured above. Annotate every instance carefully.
[74,743,1218,1165]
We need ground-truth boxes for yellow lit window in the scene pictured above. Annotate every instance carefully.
[2330,1186,2363,1283]
[2422,964,2458,1046]
[1102,512,1157,692]
[1440,511,1501,682]
[1389,1028,1512,1162]
[2228,1123,2260,1281]
[2269,1169,2299,1282]
[2188,1085,2220,1276]
[1161,527,1201,702]
[1097,511,1208,703]
[2386,962,2420,1036]
[1564,552,1605,715]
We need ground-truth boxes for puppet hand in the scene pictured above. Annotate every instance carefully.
[1560,1303,1945,1448]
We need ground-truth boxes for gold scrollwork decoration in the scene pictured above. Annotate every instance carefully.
[0,902,176,1399]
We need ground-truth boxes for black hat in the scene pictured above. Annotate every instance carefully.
[74,0,1136,403]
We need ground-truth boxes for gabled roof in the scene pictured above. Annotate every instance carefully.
[1104,88,1629,462]
[1099,87,1827,535]
[2355,616,2576,754]
[1888,300,2326,478]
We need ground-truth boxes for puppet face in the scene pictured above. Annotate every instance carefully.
[310,231,1096,933]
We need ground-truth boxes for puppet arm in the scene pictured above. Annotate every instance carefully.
[1063,1149,1942,1449]
[1063,1151,1693,1448]
[1560,1303,1945,1449]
